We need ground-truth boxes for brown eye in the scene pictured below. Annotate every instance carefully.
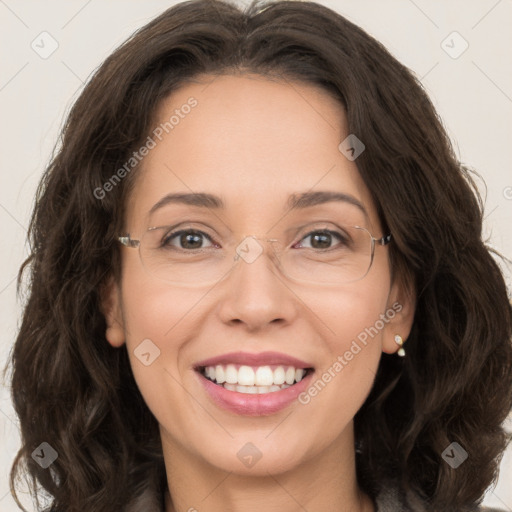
[162,230,215,250]
[295,230,347,250]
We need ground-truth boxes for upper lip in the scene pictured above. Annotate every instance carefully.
[194,351,314,369]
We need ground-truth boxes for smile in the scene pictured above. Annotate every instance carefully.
[199,364,314,394]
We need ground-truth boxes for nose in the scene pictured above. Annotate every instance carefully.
[216,236,297,331]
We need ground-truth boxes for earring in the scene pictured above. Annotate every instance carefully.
[394,335,406,357]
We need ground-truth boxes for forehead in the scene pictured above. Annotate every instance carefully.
[125,74,380,233]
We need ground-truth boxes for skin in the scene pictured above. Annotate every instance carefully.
[102,74,415,512]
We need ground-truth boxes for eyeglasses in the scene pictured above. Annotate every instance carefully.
[118,223,391,287]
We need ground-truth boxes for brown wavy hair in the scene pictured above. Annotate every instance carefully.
[4,0,512,510]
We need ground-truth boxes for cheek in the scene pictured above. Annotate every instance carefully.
[309,271,391,391]
[120,251,206,344]
[294,284,388,439]
[118,264,203,411]
[321,289,386,369]
[318,264,391,349]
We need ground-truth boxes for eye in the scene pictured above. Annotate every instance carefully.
[294,229,348,250]
[162,229,217,250]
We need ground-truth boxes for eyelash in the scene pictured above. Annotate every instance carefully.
[160,228,347,251]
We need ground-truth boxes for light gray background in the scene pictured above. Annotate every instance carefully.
[1,1,511,510]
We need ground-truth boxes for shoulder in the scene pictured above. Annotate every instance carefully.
[374,482,507,512]
[43,486,164,512]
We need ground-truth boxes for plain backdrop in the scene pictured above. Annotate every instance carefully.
[1,1,511,510]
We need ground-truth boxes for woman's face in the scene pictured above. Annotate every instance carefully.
[104,74,413,476]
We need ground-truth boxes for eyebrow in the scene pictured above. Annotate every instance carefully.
[149,190,367,216]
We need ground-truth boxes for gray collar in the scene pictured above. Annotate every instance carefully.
[124,479,503,512]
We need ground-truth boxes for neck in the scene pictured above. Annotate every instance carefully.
[164,486,375,512]
[161,423,375,512]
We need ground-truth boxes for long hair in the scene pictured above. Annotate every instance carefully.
[5,0,512,510]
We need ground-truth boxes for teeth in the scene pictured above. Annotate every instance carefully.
[202,364,308,388]
[215,365,225,384]
[238,365,255,386]
[255,366,273,386]
[225,364,238,384]
[273,366,285,385]
[229,383,289,394]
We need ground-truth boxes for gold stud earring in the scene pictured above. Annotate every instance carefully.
[394,335,406,357]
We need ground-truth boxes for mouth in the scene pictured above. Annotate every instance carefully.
[195,364,315,394]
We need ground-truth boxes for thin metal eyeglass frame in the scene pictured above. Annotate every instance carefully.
[117,226,392,285]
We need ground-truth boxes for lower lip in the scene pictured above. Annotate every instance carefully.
[196,370,314,416]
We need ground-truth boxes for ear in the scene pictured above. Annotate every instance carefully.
[99,275,126,348]
[382,277,416,355]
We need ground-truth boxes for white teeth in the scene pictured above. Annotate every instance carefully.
[236,384,260,394]
[273,366,285,385]
[238,366,255,386]
[285,367,296,385]
[225,364,238,384]
[255,366,274,386]
[229,383,288,393]
[215,365,225,384]
[202,364,310,389]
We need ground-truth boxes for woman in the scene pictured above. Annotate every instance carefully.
[6,0,511,511]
